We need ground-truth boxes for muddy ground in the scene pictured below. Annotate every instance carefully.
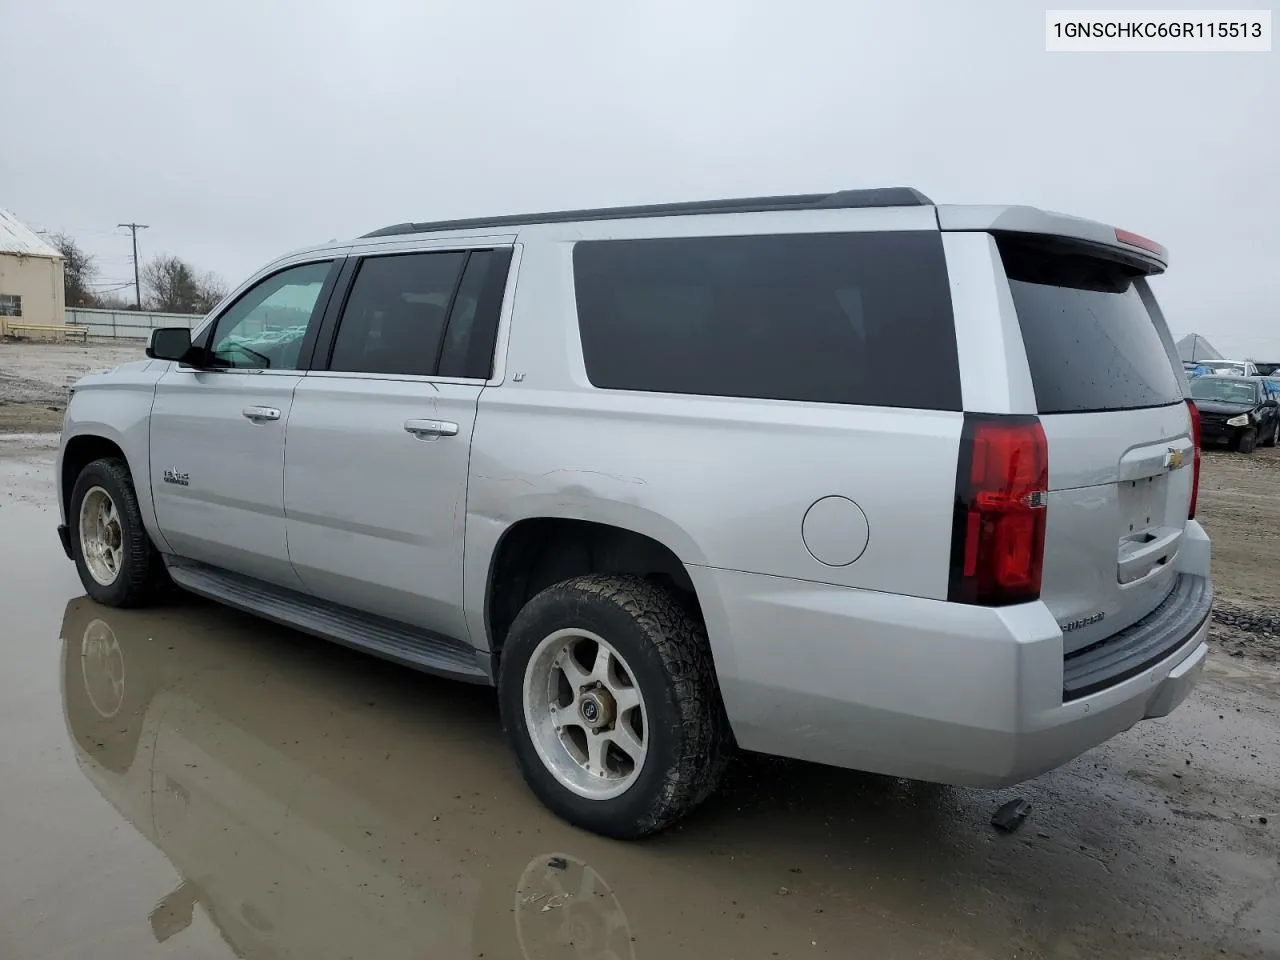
[0,340,145,433]
[1,342,1278,959]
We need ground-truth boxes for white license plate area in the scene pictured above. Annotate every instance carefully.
[1117,475,1165,537]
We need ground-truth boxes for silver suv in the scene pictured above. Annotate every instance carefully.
[56,188,1212,838]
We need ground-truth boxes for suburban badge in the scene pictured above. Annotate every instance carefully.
[1061,611,1105,633]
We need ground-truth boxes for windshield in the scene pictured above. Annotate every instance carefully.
[1208,362,1247,375]
[1189,377,1258,404]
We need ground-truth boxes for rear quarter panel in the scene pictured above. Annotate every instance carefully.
[464,220,965,652]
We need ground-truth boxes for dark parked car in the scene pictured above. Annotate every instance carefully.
[1188,376,1280,452]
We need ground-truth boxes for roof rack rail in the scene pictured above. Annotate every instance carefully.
[360,187,934,239]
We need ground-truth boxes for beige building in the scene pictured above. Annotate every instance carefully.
[0,209,65,327]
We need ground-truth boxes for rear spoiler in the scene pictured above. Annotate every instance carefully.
[936,204,1168,275]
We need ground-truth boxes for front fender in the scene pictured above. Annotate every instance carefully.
[60,368,168,552]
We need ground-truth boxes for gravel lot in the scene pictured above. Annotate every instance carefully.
[1200,446,1280,661]
[0,340,145,433]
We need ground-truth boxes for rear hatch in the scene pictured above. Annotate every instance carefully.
[995,234,1194,653]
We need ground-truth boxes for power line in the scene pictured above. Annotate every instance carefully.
[117,222,149,309]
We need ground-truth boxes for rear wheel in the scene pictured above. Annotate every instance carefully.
[70,458,169,607]
[498,574,730,839]
[1235,428,1258,454]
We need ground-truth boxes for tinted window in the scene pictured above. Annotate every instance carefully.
[573,232,961,409]
[998,238,1183,414]
[438,250,512,379]
[1189,377,1259,404]
[209,261,333,370]
[438,249,512,380]
[328,252,466,376]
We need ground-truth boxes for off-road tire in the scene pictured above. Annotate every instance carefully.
[498,574,731,839]
[1236,429,1258,454]
[70,458,169,607]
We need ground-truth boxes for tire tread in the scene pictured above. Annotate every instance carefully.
[70,457,168,608]
[500,573,731,838]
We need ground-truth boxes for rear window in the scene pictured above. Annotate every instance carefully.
[998,237,1183,415]
[573,232,961,410]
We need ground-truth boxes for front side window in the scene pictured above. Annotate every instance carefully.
[208,261,334,370]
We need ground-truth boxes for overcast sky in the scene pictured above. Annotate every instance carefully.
[2,1,1275,354]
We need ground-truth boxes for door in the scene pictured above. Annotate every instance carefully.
[149,259,339,587]
[284,247,511,641]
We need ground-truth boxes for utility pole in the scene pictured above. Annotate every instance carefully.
[117,222,149,309]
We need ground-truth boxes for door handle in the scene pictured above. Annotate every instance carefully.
[242,406,281,423]
[404,419,459,440]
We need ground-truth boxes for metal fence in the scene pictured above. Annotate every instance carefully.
[65,307,205,340]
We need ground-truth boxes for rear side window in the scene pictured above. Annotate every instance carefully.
[329,252,466,376]
[998,237,1183,414]
[324,249,511,379]
[573,232,961,410]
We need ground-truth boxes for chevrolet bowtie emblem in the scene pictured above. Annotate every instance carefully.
[1166,448,1184,470]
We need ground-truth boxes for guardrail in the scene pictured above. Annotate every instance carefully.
[1,320,89,342]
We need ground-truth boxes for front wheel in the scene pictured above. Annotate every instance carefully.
[1265,420,1279,448]
[70,458,169,607]
[1235,428,1258,454]
[498,574,730,839]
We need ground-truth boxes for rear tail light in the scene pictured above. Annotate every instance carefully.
[1186,399,1201,519]
[948,415,1049,606]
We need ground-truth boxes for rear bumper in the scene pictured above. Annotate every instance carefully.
[690,555,1211,787]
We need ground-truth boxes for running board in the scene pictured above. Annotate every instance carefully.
[165,559,491,684]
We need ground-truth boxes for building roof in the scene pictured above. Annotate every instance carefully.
[0,209,62,259]
[1176,333,1223,363]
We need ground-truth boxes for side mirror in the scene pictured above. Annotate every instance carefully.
[147,327,195,364]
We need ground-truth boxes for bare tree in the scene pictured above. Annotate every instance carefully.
[48,232,99,307]
[142,255,229,314]
[94,291,132,310]
[195,270,229,314]
[141,255,200,313]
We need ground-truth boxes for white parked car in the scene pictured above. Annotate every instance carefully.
[1206,360,1259,377]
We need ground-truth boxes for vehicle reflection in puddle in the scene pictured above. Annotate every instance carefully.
[57,597,667,960]
[514,854,635,960]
